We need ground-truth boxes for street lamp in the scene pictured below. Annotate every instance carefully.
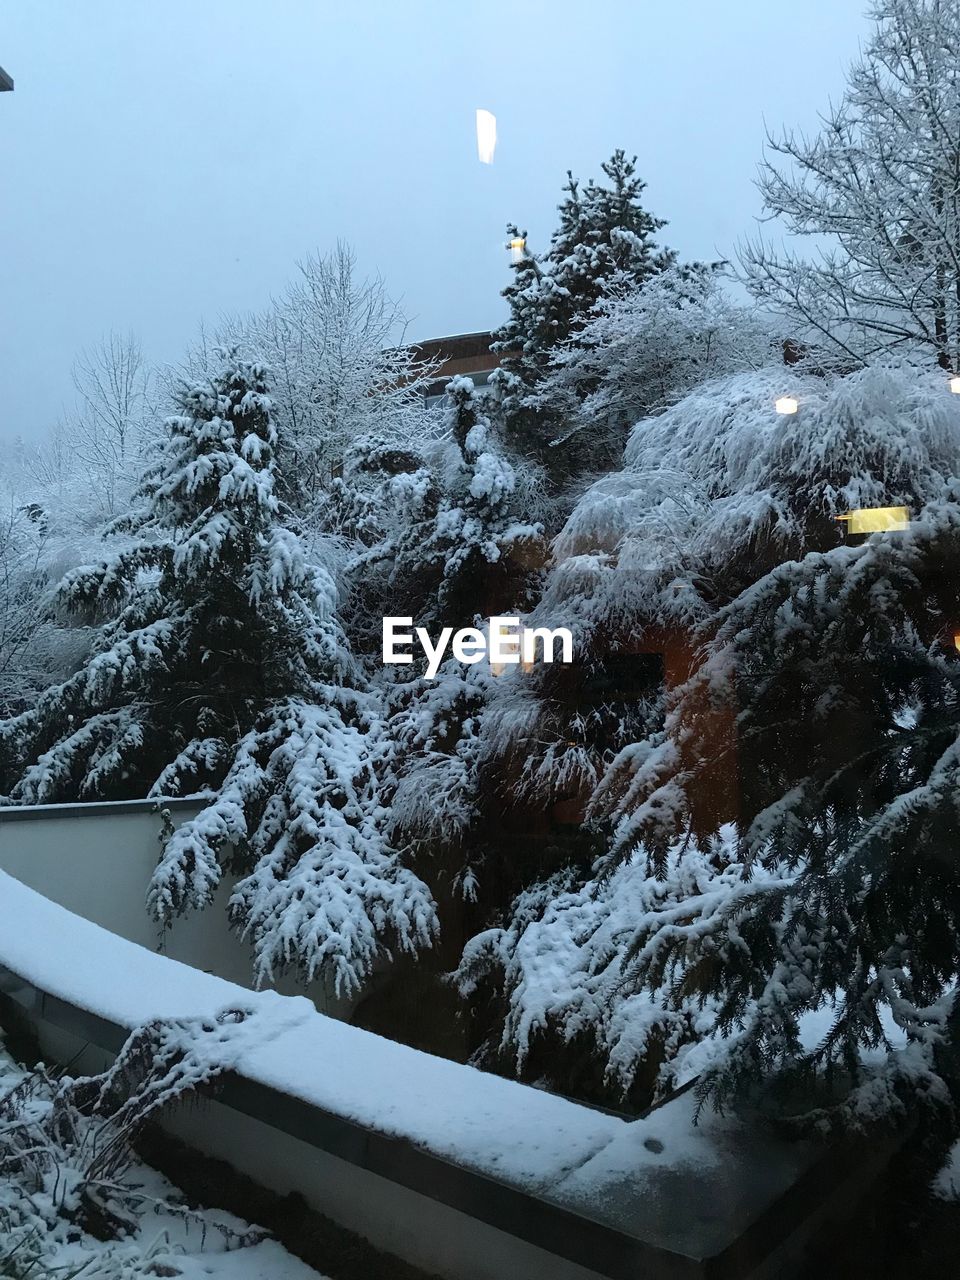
[508,235,526,262]
[775,396,799,415]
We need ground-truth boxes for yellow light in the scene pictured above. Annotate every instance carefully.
[950,377,960,394]
[835,506,909,533]
[476,109,497,164]
[509,236,526,263]
[775,396,799,415]
[953,631,960,653]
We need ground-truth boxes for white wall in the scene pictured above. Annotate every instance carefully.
[0,800,356,1019]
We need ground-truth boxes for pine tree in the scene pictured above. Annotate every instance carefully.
[464,361,960,1140]
[0,355,327,802]
[0,354,437,992]
[493,151,675,478]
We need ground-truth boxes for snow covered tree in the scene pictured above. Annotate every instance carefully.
[742,0,960,371]
[66,331,157,518]
[376,376,544,853]
[200,244,438,524]
[0,354,438,992]
[493,151,675,477]
[0,500,57,715]
[332,376,544,642]
[334,379,545,1045]
[464,361,960,1142]
[529,265,777,473]
[322,431,439,653]
[0,355,327,802]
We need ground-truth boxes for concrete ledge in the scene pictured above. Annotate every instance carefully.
[0,950,907,1280]
[1,972,682,1280]
[0,795,205,822]
[0,818,911,1280]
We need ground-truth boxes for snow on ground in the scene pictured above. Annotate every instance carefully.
[0,1040,327,1280]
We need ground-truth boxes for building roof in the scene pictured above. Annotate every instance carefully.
[408,330,496,363]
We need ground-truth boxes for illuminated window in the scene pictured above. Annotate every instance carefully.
[835,506,909,533]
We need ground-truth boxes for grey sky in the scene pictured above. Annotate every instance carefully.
[1,0,871,442]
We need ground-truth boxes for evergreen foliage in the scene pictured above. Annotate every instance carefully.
[493,151,675,477]
[467,361,960,1139]
[0,355,331,802]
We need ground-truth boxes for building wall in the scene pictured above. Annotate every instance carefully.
[410,330,501,405]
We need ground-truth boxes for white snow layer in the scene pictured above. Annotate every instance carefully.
[0,868,817,1244]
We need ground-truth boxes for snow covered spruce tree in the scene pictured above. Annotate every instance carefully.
[743,0,960,371]
[326,379,545,1047]
[493,151,675,480]
[378,377,543,877]
[462,361,960,1144]
[0,354,436,993]
[530,264,777,475]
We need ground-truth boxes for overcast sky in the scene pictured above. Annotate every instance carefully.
[1,1,872,442]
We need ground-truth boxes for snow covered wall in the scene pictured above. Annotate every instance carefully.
[0,867,902,1280]
[0,797,357,1020]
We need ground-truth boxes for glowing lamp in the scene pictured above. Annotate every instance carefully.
[953,631,960,653]
[950,376,960,394]
[775,396,799,415]
[835,506,909,534]
[476,109,497,164]
[509,236,526,262]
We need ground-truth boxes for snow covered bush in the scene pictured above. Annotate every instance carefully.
[467,360,960,1140]
[0,1013,320,1279]
[529,265,777,470]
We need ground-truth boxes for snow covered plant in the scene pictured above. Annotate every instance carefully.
[197,243,439,520]
[328,374,546,647]
[150,696,438,995]
[492,150,676,482]
[467,361,960,1138]
[529,265,777,467]
[0,354,343,802]
[0,1011,268,1277]
[312,379,545,980]
[0,354,436,991]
